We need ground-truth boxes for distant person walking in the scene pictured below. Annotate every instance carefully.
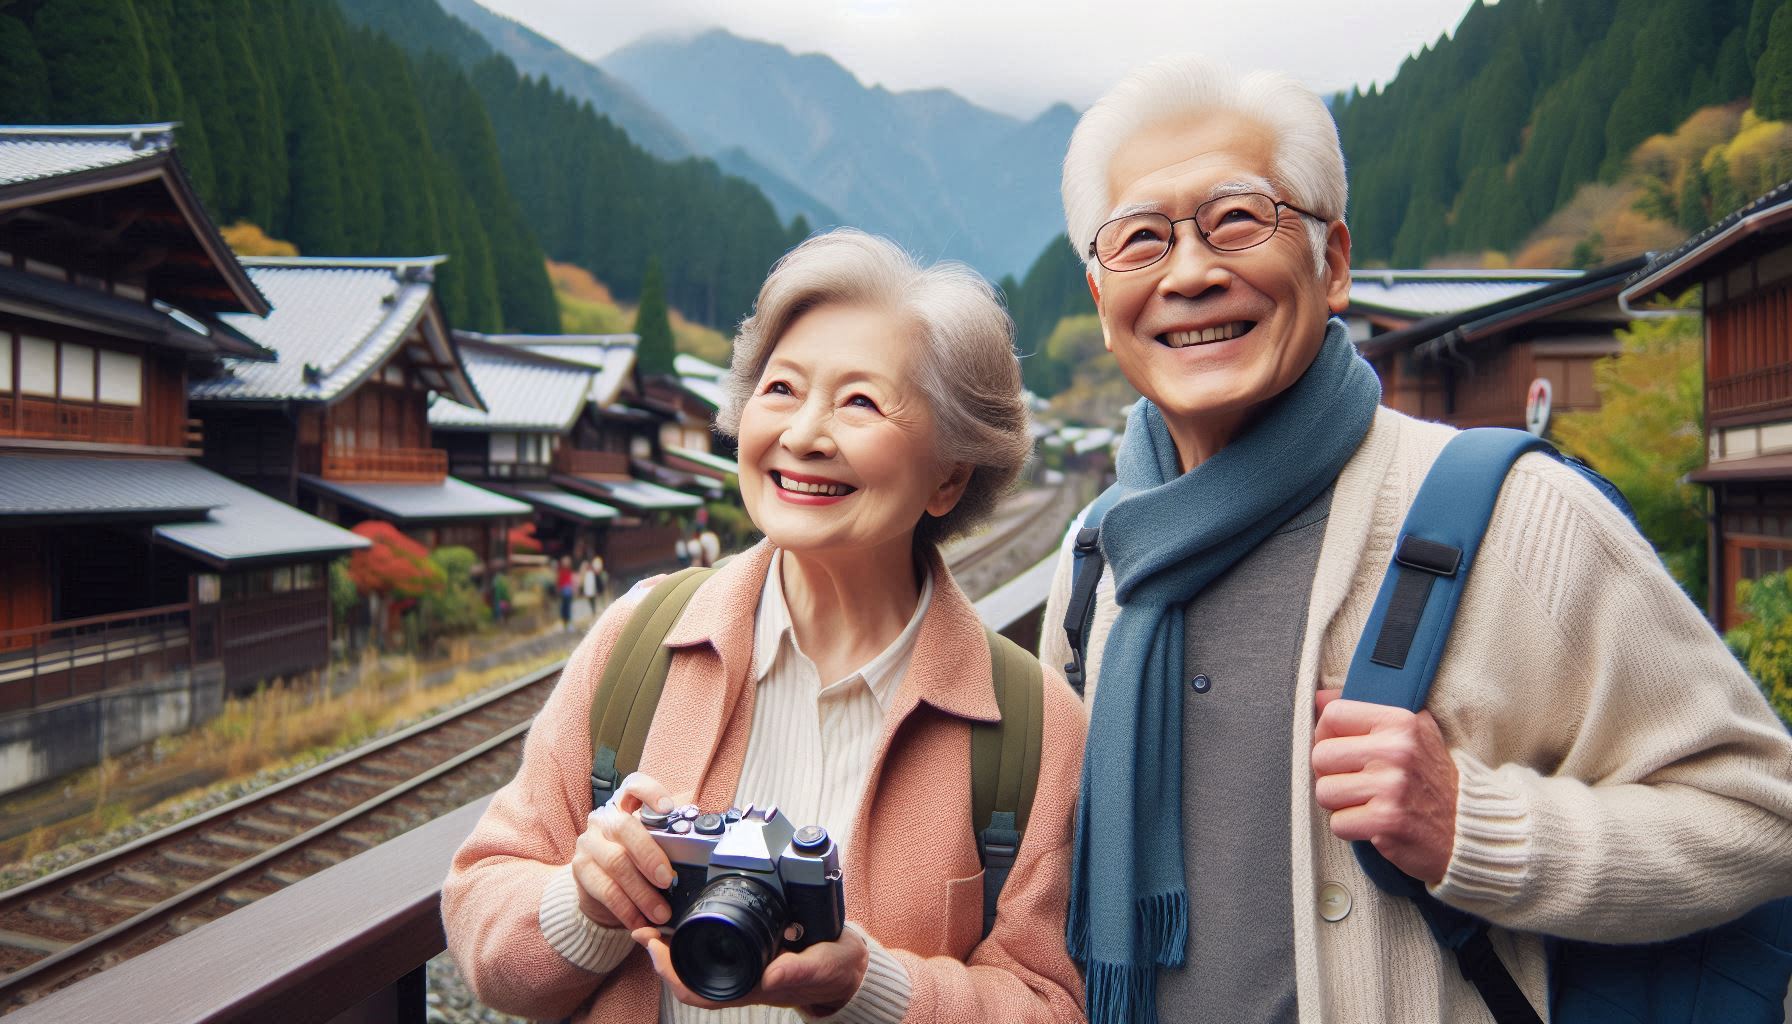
[580,558,601,619]
[556,556,575,631]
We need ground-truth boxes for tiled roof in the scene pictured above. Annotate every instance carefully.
[485,334,639,407]
[1348,269,1582,318]
[557,474,703,511]
[430,337,594,432]
[504,486,618,523]
[0,455,368,564]
[1362,257,1648,360]
[1624,179,1792,302]
[0,124,174,188]
[680,376,724,411]
[193,257,480,408]
[300,475,530,522]
[674,353,727,379]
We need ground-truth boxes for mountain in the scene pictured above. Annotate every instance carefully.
[333,0,809,329]
[710,146,843,230]
[601,29,1075,279]
[428,0,693,161]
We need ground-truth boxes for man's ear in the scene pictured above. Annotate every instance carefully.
[927,462,975,518]
[1324,221,1352,314]
[1087,271,1116,352]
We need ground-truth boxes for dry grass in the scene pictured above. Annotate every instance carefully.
[0,633,579,879]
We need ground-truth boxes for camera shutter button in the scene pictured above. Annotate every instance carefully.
[639,808,671,830]
[695,813,725,835]
[793,825,829,852]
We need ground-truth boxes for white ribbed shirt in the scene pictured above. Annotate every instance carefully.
[537,553,927,1023]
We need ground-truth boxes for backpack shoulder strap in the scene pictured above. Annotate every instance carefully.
[1061,483,1127,698]
[588,566,715,809]
[971,627,1044,940]
[1343,427,1553,1024]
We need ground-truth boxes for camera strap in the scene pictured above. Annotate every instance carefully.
[588,566,1047,944]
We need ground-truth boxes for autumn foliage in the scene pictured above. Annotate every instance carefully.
[507,522,543,555]
[347,521,442,599]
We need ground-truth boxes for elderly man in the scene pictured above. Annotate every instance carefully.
[1038,57,1792,1024]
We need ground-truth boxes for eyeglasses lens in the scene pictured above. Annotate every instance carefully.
[1198,193,1278,251]
[1093,193,1284,271]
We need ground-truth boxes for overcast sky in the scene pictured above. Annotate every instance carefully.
[472,0,1486,119]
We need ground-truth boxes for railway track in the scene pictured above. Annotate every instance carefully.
[0,662,563,1013]
[944,477,1078,584]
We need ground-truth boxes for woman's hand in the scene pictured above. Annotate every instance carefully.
[570,773,679,930]
[630,924,870,1016]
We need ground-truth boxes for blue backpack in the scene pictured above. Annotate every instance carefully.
[1062,427,1792,1024]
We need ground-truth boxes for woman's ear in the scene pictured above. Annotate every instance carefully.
[926,463,975,517]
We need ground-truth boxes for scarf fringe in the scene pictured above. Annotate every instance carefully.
[1083,958,1163,1024]
[1068,889,1189,965]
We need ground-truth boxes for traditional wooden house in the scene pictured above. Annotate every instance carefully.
[655,352,740,483]
[0,124,368,792]
[1352,259,1645,429]
[1622,180,1792,627]
[481,335,702,574]
[430,333,616,563]
[190,257,529,580]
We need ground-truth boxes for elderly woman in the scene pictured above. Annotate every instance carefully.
[442,229,1087,1024]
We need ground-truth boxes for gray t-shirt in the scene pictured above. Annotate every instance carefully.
[1157,487,1332,1024]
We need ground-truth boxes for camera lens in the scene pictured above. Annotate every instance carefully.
[670,874,787,1001]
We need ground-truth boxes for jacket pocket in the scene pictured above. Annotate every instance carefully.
[941,871,986,959]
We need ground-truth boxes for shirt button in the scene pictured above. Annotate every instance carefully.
[1318,881,1352,922]
[1189,674,1212,694]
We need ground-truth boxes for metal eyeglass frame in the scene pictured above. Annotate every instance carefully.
[1086,191,1327,272]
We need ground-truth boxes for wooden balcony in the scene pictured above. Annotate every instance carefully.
[1710,364,1792,421]
[553,447,630,477]
[315,444,447,483]
[0,396,143,445]
[0,603,194,715]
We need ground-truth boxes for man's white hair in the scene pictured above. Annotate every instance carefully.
[1061,56,1347,277]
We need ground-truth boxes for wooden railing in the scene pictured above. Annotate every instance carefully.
[1710,364,1792,419]
[0,396,142,445]
[553,447,630,477]
[319,444,447,483]
[0,603,194,714]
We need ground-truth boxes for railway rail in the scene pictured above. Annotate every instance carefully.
[0,662,562,1012]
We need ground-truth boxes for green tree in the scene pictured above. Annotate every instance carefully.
[34,0,156,122]
[1756,2,1792,119]
[0,15,49,121]
[1723,572,1792,725]
[1551,306,1708,605]
[634,257,676,376]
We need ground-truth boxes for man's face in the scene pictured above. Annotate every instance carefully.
[1092,110,1350,466]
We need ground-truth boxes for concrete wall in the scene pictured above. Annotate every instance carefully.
[0,664,225,797]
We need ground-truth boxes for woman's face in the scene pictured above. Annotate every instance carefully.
[737,304,969,559]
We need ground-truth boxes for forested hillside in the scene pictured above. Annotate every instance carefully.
[340,0,810,329]
[1337,0,1792,265]
[0,0,557,332]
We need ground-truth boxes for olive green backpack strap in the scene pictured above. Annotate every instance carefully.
[588,567,715,809]
[970,627,1045,940]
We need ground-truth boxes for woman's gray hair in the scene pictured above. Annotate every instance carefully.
[1062,56,1347,277]
[715,228,1031,548]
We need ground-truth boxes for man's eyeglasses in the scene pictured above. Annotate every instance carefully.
[1087,192,1326,273]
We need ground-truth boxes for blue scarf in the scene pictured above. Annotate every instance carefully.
[1068,319,1381,1024]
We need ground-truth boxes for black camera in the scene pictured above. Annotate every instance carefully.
[642,802,847,1001]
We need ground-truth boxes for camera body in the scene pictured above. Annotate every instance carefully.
[643,802,846,1000]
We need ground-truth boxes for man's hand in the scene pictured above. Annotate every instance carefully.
[1311,688,1459,885]
[632,923,870,1017]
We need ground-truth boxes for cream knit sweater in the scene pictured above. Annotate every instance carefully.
[1039,406,1792,1023]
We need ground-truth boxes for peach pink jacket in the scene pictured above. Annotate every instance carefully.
[442,542,1089,1023]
